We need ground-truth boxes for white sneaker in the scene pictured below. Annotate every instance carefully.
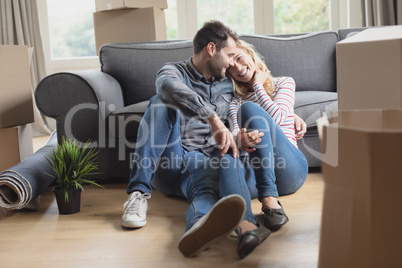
[178,194,246,257]
[121,191,151,228]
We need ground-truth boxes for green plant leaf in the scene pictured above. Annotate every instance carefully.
[44,137,103,192]
[64,190,69,202]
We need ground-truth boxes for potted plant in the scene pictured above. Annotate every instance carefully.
[45,137,102,214]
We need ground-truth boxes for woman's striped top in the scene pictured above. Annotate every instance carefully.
[228,76,297,148]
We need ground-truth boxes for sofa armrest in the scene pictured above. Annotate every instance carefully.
[35,70,124,144]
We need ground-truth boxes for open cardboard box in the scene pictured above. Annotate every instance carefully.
[318,109,402,267]
[95,0,168,11]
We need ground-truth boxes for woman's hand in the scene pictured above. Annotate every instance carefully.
[294,114,307,140]
[249,68,269,88]
[236,128,264,152]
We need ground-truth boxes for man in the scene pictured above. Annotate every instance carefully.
[121,21,270,258]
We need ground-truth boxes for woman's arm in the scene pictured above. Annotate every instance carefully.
[228,99,241,137]
[294,114,307,139]
[228,98,264,153]
[247,76,296,125]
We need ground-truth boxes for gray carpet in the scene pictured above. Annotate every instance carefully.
[0,131,57,210]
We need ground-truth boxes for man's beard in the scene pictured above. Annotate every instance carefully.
[208,57,226,80]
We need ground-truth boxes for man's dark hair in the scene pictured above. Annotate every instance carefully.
[193,20,239,54]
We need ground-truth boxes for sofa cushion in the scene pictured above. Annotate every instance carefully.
[110,100,150,139]
[112,91,337,133]
[114,100,150,115]
[100,40,194,106]
[294,90,338,168]
[294,91,338,128]
[240,31,338,93]
[297,135,322,167]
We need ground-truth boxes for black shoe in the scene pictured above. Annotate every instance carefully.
[237,224,271,259]
[262,202,289,230]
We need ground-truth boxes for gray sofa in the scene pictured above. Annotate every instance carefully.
[35,28,365,180]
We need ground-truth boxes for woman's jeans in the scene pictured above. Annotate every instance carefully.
[126,96,258,230]
[238,102,308,201]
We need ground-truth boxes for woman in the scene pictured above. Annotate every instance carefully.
[227,40,309,230]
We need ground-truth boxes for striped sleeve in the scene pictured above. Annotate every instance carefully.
[252,77,295,125]
[228,98,242,137]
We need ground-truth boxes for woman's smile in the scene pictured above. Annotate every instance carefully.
[239,67,248,77]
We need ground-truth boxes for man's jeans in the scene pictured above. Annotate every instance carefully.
[238,102,308,201]
[126,96,258,230]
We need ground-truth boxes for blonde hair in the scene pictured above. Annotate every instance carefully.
[230,40,276,99]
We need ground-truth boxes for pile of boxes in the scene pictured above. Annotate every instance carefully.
[93,0,168,54]
[318,25,402,267]
[0,46,34,172]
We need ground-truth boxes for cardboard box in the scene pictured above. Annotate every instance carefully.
[337,25,402,110]
[0,125,33,172]
[93,7,167,54]
[0,46,34,128]
[319,109,402,268]
[95,0,168,11]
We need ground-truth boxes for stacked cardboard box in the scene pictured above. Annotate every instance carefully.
[319,109,402,268]
[337,25,402,110]
[0,46,34,172]
[318,26,402,267]
[93,0,168,54]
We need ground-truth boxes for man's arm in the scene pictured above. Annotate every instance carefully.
[156,64,215,120]
[207,114,239,158]
[155,63,239,157]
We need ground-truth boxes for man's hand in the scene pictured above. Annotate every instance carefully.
[207,114,239,158]
[294,114,307,140]
[236,128,264,152]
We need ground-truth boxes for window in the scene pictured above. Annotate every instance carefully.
[166,0,178,39]
[38,0,357,74]
[47,0,96,58]
[197,0,254,35]
[273,0,330,34]
[45,0,330,58]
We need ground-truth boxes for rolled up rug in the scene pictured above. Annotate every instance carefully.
[0,131,57,210]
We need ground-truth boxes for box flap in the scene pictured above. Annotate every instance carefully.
[338,25,402,44]
[331,109,402,130]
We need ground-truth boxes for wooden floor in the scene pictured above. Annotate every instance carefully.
[0,136,324,268]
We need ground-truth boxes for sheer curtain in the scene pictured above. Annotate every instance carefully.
[0,0,54,136]
[362,0,402,26]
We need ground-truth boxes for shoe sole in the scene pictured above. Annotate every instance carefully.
[178,194,246,257]
[121,219,147,228]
